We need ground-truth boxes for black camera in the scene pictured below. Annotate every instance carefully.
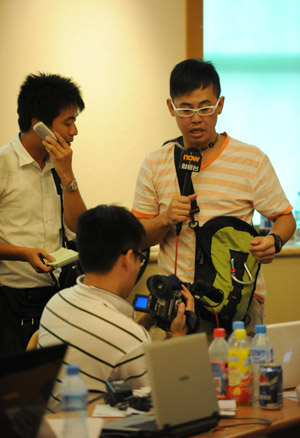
[104,378,152,412]
[133,274,197,332]
[133,274,224,332]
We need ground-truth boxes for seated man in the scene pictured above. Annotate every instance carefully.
[38,204,194,413]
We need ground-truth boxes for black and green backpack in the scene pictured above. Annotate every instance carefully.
[172,138,261,330]
[192,216,261,329]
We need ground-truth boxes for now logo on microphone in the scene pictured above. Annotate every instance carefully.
[180,148,202,173]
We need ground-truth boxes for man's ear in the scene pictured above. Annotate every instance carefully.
[218,96,225,115]
[31,117,39,129]
[166,98,175,117]
[121,249,133,271]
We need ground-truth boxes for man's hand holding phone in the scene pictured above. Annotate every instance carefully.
[33,121,57,141]
[33,121,74,182]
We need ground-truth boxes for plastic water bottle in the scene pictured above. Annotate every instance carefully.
[208,328,229,399]
[259,215,272,236]
[61,364,89,438]
[228,329,253,405]
[227,321,245,347]
[250,324,273,407]
[294,192,300,243]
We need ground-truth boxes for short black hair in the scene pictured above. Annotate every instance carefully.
[17,72,85,132]
[170,59,221,100]
[76,205,146,274]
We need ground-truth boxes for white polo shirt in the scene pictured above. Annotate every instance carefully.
[0,134,65,287]
[39,276,151,413]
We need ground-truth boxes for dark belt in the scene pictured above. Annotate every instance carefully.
[0,285,59,300]
[21,286,58,300]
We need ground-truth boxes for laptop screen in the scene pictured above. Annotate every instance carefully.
[0,344,67,438]
[145,332,219,430]
[266,321,300,389]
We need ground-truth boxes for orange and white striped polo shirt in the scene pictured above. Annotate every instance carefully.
[132,134,292,299]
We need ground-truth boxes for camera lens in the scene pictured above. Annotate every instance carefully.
[147,275,173,299]
[154,279,164,290]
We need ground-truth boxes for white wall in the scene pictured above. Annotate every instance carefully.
[0,0,185,208]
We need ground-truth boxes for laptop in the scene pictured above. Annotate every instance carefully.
[0,343,67,438]
[102,333,219,437]
[267,321,300,389]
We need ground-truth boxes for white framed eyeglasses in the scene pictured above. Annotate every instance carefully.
[171,97,221,117]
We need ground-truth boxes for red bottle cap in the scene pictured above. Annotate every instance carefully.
[213,328,225,338]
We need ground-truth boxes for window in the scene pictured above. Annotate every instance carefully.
[204,0,300,223]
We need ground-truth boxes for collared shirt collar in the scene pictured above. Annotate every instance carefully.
[12,133,54,170]
[76,275,135,319]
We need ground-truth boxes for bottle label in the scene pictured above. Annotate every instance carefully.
[260,217,272,229]
[295,211,300,221]
[228,349,253,404]
[250,348,273,364]
[211,361,228,399]
[61,394,87,412]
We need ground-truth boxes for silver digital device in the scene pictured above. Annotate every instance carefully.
[33,121,57,141]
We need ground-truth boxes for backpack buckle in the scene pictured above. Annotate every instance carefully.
[189,209,199,229]
[230,258,254,285]
[189,220,199,229]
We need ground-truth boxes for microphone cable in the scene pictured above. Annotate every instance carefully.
[174,234,180,277]
[210,306,219,328]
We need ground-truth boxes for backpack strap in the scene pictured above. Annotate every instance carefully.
[44,168,65,288]
[172,138,202,281]
[51,168,67,247]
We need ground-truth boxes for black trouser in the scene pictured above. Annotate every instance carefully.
[0,285,59,354]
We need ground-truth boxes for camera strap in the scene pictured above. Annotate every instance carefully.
[185,310,199,334]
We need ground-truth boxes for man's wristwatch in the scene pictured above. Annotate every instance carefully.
[268,232,283,253]
[60,179,78,192]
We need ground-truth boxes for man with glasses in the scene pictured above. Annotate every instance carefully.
[132,58,295,337]
[38,204,194,412]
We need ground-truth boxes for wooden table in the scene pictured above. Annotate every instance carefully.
[43,396,300,438]
[206,397,300,437]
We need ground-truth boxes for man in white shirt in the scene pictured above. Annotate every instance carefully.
[39,205,195,412]
[0,73,86,352]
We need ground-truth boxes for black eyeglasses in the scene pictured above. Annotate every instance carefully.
[122,249,147,267]
[133,249,147,267]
